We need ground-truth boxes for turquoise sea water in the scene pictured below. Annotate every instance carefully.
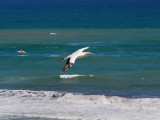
[0,29,160,97]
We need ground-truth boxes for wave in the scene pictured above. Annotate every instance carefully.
[69,42,103,46]
[17,54,28,57]
[59,74,94,79]
[0,54,60,57]
[1,89,160,108]
[0,89,160,120]
[45,54,59,57]
[49,32,57,35]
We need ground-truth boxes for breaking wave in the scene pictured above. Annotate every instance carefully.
[0,89,160,120]
[59,74,94,79]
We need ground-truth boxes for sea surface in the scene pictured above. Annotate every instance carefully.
[0,29,160,97]
[0,0,160,29]
[0,0,160,120]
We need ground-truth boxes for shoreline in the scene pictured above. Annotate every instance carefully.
[0,89,160,120]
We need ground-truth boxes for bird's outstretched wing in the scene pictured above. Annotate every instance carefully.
[62,63,73,73]
[76,47,90,52]
[61,56,77,73]
[23,51,27,54]
[68,47,90,57]
[60,47,90,61]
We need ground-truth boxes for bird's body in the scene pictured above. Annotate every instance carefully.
[17,50,27,55]
[60,47,93,73]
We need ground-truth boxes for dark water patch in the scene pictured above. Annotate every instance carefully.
[0,0,160,29]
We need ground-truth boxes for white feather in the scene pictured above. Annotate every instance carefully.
[67,47,90,64]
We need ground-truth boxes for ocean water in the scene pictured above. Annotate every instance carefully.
[0,0,160,119]
[0,29,160,97]
[0,29,160,119]
[0,0,160,29]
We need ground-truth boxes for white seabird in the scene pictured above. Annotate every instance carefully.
[17,50,27,55]
[60,47,93,73]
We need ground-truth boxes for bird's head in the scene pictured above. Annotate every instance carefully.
[85,52,94,56]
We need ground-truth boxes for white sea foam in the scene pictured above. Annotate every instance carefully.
[17,54,28,56]
[28,54,59,57]
[59,74,94,79]
[49,32,57,35]
[70,42,90,46]
[70,41,102,46]
[0,89,160,120]
[48,54,59,57]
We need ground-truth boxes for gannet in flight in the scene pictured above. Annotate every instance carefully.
[60,47,93,73]
[17,50,27,55]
